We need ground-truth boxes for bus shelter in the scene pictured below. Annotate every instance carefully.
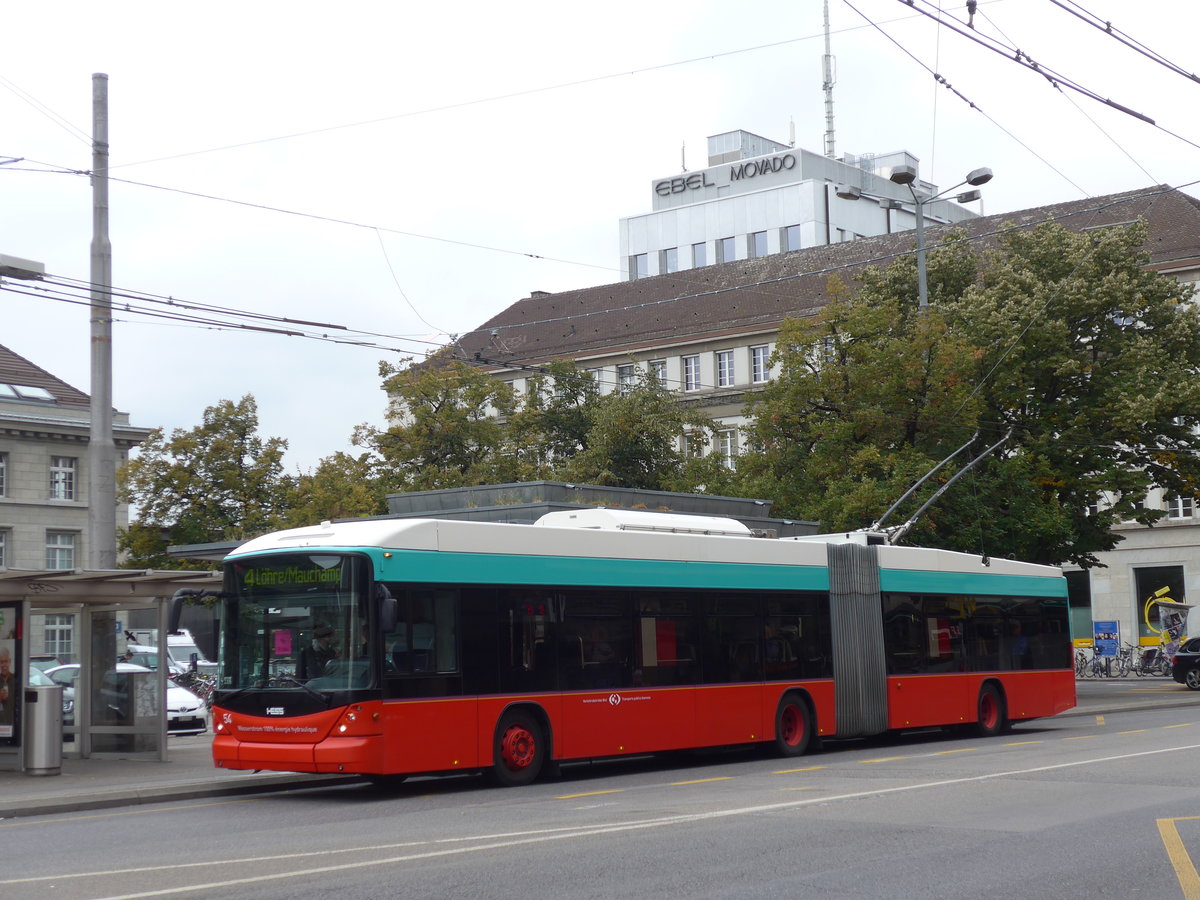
[0,568,220,771]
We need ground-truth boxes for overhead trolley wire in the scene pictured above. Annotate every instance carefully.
[1047,0,1200,85]
[840,0,1088,195]
[898,0,1200,157]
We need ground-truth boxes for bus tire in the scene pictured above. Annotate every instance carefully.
[773,693,812,757]
[492,710,545,787]
[973,684,1007,737]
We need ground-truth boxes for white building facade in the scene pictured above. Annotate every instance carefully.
[619,130,980,281]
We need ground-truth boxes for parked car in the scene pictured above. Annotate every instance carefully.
[29,655,61,673]
[44,663,207,735]
[1172,637,1200,689]
[123,643,184,675]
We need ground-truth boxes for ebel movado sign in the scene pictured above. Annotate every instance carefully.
[654,152,798,197]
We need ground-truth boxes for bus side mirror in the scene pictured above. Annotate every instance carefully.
[380,594,398,635]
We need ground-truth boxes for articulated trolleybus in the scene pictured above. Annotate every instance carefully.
[208,509,1075,785]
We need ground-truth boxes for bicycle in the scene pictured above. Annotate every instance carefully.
[1130,644,1169,677]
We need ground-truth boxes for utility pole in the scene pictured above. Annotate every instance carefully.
[88,73,116,569]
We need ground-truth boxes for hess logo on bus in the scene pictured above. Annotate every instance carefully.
[266,707,285,716]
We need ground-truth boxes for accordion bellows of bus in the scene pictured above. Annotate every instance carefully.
[204,509,1075,786]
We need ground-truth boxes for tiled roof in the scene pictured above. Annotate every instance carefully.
[0,344,90,408]
[453,185,1200,369]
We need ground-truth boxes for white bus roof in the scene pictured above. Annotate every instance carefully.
[226,512,1060,579]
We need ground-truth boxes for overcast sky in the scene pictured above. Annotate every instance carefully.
[3,0,1198,473]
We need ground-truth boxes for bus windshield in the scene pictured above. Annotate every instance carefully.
[222,552,370,691]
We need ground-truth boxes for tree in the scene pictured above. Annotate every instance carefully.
[742,221,1200,566]
[118,395,292,568]
[367,353,519,490]
[282,450,390,528]
[561,370,721,491]
[507,360,600,477]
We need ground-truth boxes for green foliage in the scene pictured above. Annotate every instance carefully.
[743,221,1200,566]
[282,451,389,527]
[507,360,600,477]
[118,395,291,568]
[365,352,519,490]
[559,369,717,491]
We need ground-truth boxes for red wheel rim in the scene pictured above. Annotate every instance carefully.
[501,724,536,771]
[780,704,804,747]
[980,693,999,730]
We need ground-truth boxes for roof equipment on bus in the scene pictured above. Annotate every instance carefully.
[534,508,756,537]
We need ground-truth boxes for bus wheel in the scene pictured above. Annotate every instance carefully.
[974,684,1007,737]
[493,710,544,787]
[774,694,811,757]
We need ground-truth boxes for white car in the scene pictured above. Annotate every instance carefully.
[44,662,207,735]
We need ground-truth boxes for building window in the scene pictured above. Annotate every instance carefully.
[661,247,678,274]
[717,237,736,263]
[0,452,6,497]
[43,614,73,659]
[717,429,739,469]
[716,350,735,387]
[683,432,706,458]
[682,355,701,392]
[784,224,802,252]
[750,231,767,258]
[0,529,6,567]
[692,243,707,267]
[629,253,648,280]
[617,364,636,394]
[46,531,77,570]
[751,345,771,383]
[50,456,77,500]
[649,359,666,384]
[1167,495,1194,519]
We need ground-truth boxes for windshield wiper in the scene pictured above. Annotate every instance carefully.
[272,673,332,706]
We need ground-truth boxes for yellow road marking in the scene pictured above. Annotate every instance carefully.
[671,777,732,786]
[1004,741,1042,747]
[934,749,977,756]
[860,756,908,764]
[775,766,826,774]
[1167,723,1194,730]
[1096,715,1106,726]
[556,789,624,800]
[1158,817,1200,898]
[1118,730,1149,735]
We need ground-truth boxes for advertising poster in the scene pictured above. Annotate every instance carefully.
[0,638,14,739]
[1093,620,1119,658]
[1157,604,1190,662]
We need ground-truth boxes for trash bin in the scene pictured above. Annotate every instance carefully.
[24,684,62,776]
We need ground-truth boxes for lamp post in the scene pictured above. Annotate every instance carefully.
[887,165,993,312]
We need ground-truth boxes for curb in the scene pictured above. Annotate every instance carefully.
[0,773,363,820]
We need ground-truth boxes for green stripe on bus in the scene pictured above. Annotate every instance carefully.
[372,549,832,591]
[879,568,1067,598]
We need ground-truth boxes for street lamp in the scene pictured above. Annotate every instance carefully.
[888,165,993,311]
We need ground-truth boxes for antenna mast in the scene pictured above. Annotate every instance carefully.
[822,0,836,158]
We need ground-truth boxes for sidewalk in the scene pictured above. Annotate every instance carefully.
[0,735,362,819]
[0,680,1194,819]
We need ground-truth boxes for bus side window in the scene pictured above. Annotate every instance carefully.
[387,589,458,674]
